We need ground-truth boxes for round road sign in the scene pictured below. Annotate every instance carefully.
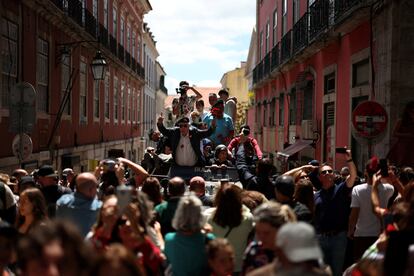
[352,101,388,139]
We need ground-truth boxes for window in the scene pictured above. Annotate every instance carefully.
[279,94,284,126]
[302,87,313,120]
[263,102,267,127]
[92,0,98,18]
[61,54,71,115]
[265,21,270,54]
[132,88,135,122]
[282,0,288,35]
[103,0,108,28]
[114,76,118,121]
[37,38,49,112]
[1,18,18,109]
[352,59,369,87]
[94,81,99,118]
[270,98,276,126]
[121,80,125,121]
[293,0,300,24]
[128,87,131,121]
[127,23,131,53]
[81,0,86,25]
[137,34,141,63]
[79,59,87,122]
[104,73,110,119]
[324,73,335,94]
[120,15,125,46]
[289,88,297,125]
[112,4,117,38]
[132,31,136,59]
[273,9,278,46]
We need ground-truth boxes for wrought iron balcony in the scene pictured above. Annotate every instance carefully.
[52,0,66,10]
[68,0,83,26]
[118,44,124,62]
[125,52,131,67]
[84,9,97,38]
[334,0,364,22]
[281,30,292,63]
[109,35,117,56]
[271,43,280,71]
[264,52,271,76]
[292,13,308,54]
[258,60,264,81]
[309,0,330,41]
[99,24,109,48]
[131,58,137,71]
[253,67,258,84]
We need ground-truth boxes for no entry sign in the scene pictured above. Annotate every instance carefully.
[352,101,388,138]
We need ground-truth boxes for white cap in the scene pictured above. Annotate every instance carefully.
[276,222,323,263]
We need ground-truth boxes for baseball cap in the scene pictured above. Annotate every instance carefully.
[218,89,229,96]
[62,168,74,176]
[19,176,35,186]
[274,175,295,198]
[276,222,323,263]
[308,160,319,166]
[175,116,190,126]
[37,165,58,178]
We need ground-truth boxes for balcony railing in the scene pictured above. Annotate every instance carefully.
[292,13,308,54]
[125,52,131,67]
[68,0,83,26]
[131,58,136,71]
[309,0,330,41]
[264,52,271,76]
[99,24,109,48]
[84,9,97,38]
[109,35,117,56]
[118,44,124,62]
[258,61,264,81]
[281,30,292,63]
[253,67,258,84]
[334,0,363,22]
[271,43,280,70]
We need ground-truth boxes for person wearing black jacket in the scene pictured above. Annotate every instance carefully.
[235,144,275,200]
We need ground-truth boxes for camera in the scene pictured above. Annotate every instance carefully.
[176,85,189,94]
[242,128,250,136]
[335,147,347,154]
[379,158,389,177]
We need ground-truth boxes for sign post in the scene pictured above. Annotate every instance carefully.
[352,101,388,158]
[9,82,36,166]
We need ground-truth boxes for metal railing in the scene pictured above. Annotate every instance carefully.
[99,24,109,48]
[309,0,330,41]
[125,52,131,67]
[131,58,136,71]
[292,13,308,54]
[264,52,271,76]
[118,44,124,62]
[84,9,97,38]
[334,0,364,22]
[281,30,292,63]
[271,43,280,70]
[109,35,117,56]
[68,0,83,26]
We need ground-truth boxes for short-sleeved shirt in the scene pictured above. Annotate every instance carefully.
[203,113,234,146]
[314,182,352,233]
[351,183,394,237]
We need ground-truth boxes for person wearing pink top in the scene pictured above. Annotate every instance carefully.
[228,125,263,160]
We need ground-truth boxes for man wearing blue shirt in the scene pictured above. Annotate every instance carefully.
[203,99,234,146]
[56,172,102,237]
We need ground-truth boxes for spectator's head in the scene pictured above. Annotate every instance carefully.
[256,158,275,176]
[168,177,185,197]
[37,165,58,187]
[218,89,229,101]
[294,179,315,214]
[293,170,310,183]
[340,166,350,179]
[239,125,250,136]
[214,144,229,162]
[241,190,268,212]
[253,201,297,250]
[196,99,205,112]
[207,238,235,276]
[399,167,414,186]
[17,221,93,276]
[318,163,335,189]
[12,168,28,181]
[172,195,205,233]
[189,176,206,196]
[213,184,243,228]
[18,187,47,224]
[176,117,190,136]
[148,129,161,142]
[19,176,36,194]
[75,172,98,199]
[211,100,225,118]
[91,244,145,276]
[141,177,163,206]
[274,175,295,202]
[0,221,18,268]
[275,222,323,266]
[202,139,213,155]
[208,93,218,106]
[62,168,75,183]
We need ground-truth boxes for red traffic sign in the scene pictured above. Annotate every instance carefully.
[352,101,388,138]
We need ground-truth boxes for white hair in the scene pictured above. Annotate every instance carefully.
[172,194,205,233]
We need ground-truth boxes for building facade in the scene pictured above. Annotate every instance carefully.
[251,0,414,172]
[0,0,156,174]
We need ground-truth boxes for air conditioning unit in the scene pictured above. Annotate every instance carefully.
[301,120,314,140]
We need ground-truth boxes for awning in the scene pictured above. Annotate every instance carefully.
[277,139,313,159]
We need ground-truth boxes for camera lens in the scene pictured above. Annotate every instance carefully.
[243,129,250,135]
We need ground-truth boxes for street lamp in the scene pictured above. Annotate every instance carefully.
[90,51,107,80]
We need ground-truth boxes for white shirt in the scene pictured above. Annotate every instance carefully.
[175,134,198,166]
[351,183,394,237]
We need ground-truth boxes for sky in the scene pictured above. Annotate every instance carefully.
[145,0,256,95]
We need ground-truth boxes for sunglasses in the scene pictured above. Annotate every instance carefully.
[321,170,333,175]
[179,124,189,128]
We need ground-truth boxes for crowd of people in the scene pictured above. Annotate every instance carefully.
[0,82,413,276]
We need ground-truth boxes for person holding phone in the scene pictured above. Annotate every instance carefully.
[314,147,356,276]
[348,157,395,262]
[227,125,263,160]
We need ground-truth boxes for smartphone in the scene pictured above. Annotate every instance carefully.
[335,147,347,154]
[379,159,389,177]
[116,185,133,215]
